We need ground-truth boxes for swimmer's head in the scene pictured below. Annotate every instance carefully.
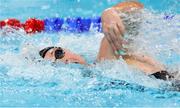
[39,46,86,65]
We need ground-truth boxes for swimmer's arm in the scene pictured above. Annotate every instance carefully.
[101,1,144,58]
[96,37,118,61]
[101,7,125,56]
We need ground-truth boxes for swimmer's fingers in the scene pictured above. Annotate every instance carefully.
[105,32,116,51]
[109,27,123,51]
[117,23,125,37]
[107,29,122,58]
[104,32,118,54]
[112,25,124,49]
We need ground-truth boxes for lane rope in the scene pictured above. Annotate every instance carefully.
[0,15,175,34]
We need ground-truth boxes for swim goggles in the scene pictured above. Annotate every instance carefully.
[39,46,65,60]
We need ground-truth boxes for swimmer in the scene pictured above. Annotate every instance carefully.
[39,1,178,82]
[39,45,175,81]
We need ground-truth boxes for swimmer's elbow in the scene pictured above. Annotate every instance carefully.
[112,1,144,12]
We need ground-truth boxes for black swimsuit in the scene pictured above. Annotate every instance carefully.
[150,70,174,80]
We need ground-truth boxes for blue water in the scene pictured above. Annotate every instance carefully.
[0,0,180,107]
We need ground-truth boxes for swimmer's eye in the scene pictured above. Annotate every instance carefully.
[54,48,65,60]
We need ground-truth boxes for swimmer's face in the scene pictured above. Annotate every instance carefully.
[39,47,86,65]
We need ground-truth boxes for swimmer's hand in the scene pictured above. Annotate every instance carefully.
[101,8,126,56]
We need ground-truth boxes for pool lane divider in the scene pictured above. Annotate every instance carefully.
[0,15,175,34]
[0,17,101,34]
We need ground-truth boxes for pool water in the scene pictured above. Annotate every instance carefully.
[0,0,180,107]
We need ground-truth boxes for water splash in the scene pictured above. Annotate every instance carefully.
[0,9,180,107]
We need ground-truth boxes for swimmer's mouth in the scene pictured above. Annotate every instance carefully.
[64,59,80,64]
[65,58,82,64]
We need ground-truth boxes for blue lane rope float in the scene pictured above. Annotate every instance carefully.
[163,14,175,20]
[44,18,64,32]
[44,17,102,33]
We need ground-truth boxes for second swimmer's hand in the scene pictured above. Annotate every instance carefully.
[101,8,126,56]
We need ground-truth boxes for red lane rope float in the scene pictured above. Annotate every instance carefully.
[24,18,44,34]
[0,19,23,29]
[0,21,6,29]
[0,18,44,34]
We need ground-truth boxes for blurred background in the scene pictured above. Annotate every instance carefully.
[0,0,179,21]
